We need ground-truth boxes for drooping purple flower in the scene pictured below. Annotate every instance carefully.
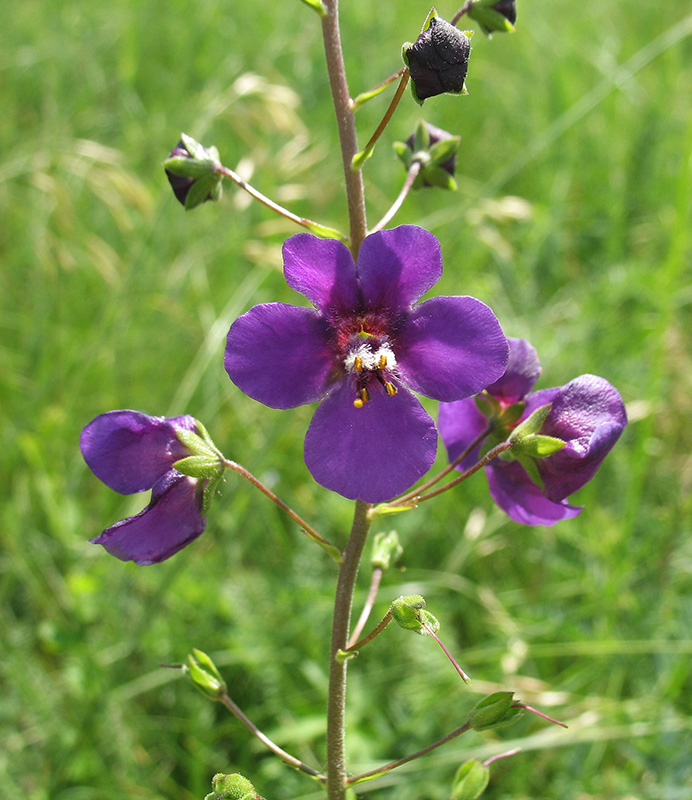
[80,410,207,564]
[224,225,508,503]
[438,338,627,525]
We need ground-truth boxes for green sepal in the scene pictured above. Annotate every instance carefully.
[514,434,566,459]
[468,2,515,37]
[500,401,525,427]
[428,135,461,166]
[418,608,440,634]
[184,174,223,210]
[468,691,522,731]
[207,772,257,800]
[390,594,426,631]
[393,140,413,168]
[163,155,217,179]
[184,649,226,700]
[513,452,544,488]
[509,402,552,439]
[202,471,224,516]
[176,426,222,459]
[420,165,457,190]
[475,391,502,419]
[298,0,327,16]
[371,530,403,571]
[173,455,223,480]
[413,118,431,152]
[451,759,490,800]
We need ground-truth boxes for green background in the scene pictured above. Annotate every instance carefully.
[2,0,691,797]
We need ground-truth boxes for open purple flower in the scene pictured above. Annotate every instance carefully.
[438,338,627,525]
[224,225,508,502]
[80,410,207,564]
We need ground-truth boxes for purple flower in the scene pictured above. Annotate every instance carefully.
[224,225,508,503]
[80,410,207,564]
[438,338,627,525]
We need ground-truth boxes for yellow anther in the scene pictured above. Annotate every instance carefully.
[378,354,387,369]
[353,398,364,408]
[385,382,397,397]
[354,356,363,372]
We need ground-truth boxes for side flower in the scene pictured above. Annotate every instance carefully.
[438,338,627,525]
[224,225,508,503]
[80,410,222,564]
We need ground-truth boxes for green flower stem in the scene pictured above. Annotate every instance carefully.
[326,500,372,800]
[347,721,472,786]
[347,566,384,648]
[321,0,368,255]
[222,459,342,564]
[391,440,514,507]
[390,425,493,507]
[451,1,473,26]
[369,161,421,234]
[351,67,407,112]
[344,608,392,653]
[216,165,347,241]
[218,690,326,781]
[352,69,410,172]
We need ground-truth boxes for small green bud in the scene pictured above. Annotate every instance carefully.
[371,530,403,571]
[184,649,227,700]
[164,134,223,210]
[509,402,552,439]
[450,759,490,800]
[468,0,516,37]
[395,120,460,190]
[468,691,523,731]
[390,595,426,631]
[298,0,327,16]
[207,772,257,800]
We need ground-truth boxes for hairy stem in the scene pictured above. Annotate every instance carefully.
[326,500,372,800]
[321,0,368,254]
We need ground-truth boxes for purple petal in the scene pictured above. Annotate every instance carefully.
[357,226,443,312]
[438,398,487,470]
[487,461,582,526]
[80,410,197,494]
[303,382,438,503]
[91,472,206,564]
[225,303,334,408]
[539,375,627,501]
[485,337,541,405]
[395,296,509,401]
[282,234,359,316]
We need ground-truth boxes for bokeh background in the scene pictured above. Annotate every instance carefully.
[2,0,691,798]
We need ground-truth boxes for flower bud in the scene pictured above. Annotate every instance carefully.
[184,649,227,700]
[205,772,257,800]
[467,691,523,731]
[394,121,460,190]
[403,13,472,104]
[390,594,427,631]
[468,0,516,37]
[450,759,490,800]
[371,530,403,571]
[164,133,223,210]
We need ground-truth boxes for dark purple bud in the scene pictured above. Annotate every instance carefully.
[493,0,517,25]
[163,134,223,210]
[405,17,471,102]
[406,122,458,179]
[166,142,203,206]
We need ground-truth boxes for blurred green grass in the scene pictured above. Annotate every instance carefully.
[1,0,691,798]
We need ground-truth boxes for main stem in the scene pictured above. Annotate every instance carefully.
[326,500,371,800]
[321,4,371,799]
[321,0,368,253]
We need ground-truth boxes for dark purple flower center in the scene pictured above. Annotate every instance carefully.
[331,313,399,408]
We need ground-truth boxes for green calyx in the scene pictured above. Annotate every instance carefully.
[184,649,227,700]
[451,759,490,800]
[467,691,523,731]
[371,530,403,571]
[205,772,257,800]
[390,595,440,635]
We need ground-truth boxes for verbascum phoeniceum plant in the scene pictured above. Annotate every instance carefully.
[81,2,627,799]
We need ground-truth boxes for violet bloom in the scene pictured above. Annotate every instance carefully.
[438,338,627,525]
[80,410,207,564]
[224,225,508,503]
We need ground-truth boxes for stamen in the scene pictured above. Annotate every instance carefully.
[379,354,387,369]
[353,387,371,408]
[384,381,397,396]
[354,356,363,372]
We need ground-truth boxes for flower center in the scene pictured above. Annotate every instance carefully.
[342,331,398,409]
